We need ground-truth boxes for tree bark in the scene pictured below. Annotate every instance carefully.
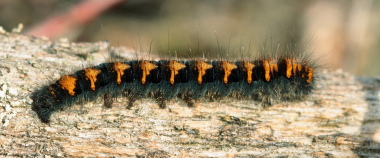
[0,31,379,157]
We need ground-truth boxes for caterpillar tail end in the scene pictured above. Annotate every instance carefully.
[32,106,53,123]
[31,86,58,124]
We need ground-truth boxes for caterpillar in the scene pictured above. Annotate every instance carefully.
[31,52,316,123]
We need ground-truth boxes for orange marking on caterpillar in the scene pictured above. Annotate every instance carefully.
[196,61,213,84]
[269,60,278,75]
[263,60,279,82]
[306,66,314,83]
[292,62,302,76]
[49,86,57,98]
[285,58,293,78]
[59,75,77,96]
[221,61,237,84]
[169,61,186,84]
[243,61,255,84]
[141,61,158,84]
[113,62,131,84]
[262,60,272,82]
[263,60,270,81]
[84,68,101,90]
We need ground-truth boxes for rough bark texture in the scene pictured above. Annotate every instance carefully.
[0,30,380,157]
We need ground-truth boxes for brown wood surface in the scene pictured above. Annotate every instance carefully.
[0,31,380,157]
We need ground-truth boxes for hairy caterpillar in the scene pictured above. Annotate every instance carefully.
[31,51,316,123]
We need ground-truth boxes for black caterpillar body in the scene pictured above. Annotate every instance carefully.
[32,56,315,123]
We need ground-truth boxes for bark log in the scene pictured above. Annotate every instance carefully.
[0,31,379,157]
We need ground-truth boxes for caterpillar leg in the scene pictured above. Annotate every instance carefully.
[126,97,137,109]
[184,97,198,108]
[261,96,273,108]
[103,93,114,108]
[158,98,167,109]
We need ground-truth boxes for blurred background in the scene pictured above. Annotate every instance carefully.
[0,0,379,76]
